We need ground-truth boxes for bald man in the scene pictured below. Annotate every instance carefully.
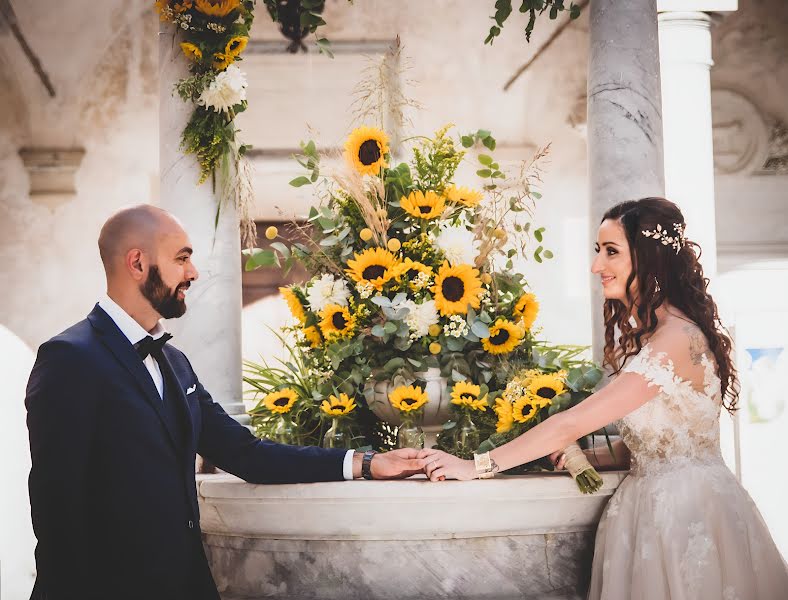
[25,205,425,600]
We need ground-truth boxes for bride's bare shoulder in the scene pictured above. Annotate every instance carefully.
[647,316,709,367]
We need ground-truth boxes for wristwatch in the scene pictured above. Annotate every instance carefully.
[361,449,377,480]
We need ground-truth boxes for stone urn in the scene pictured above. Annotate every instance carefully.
[365,367,452,446]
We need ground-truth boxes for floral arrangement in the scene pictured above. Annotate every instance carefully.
[243,124,604,486]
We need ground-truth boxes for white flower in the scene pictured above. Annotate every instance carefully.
[356,281,375,299]
[434,225,480,266]
[306,273,350,312]
[198,65,247,113]
[403,300,439,340]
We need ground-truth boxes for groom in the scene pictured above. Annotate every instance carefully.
[25,204,426,600]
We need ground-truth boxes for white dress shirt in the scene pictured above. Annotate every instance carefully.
[97,295,357,479]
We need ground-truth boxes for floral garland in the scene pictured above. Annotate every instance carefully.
[156,0,255,185]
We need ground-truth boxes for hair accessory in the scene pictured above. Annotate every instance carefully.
[641,222,686,254]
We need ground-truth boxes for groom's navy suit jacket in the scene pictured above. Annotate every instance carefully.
[25,305,347,600]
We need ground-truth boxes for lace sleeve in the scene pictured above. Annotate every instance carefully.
[620,345,683,397]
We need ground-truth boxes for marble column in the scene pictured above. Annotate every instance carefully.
[159,28,245,419]
[659,11,717,276]
[587,0,666,362]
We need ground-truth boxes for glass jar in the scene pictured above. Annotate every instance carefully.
[453,413,479,455]
[322,417,353,449]
[397,415,425,449]
[271,414,297,445]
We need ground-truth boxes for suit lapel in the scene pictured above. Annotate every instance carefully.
[87,304,180,451]
[158,348,195,455]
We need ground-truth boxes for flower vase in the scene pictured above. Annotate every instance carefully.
[322,418,353,449]
[453,413,479,455]
[271,414,297,445]
[397,416,425,450]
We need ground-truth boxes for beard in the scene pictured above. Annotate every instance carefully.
[140,265,189,319]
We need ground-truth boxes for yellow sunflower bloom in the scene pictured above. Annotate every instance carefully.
[345,247,399,291]
[401,190,446,220]
[393,258,433,286]
[514,292,539,331]
[482,319,524,355]
[389,385,429,413]
[302,325,322,348]
[527,373,566,405]
[450,381,488,411]
[213,52,234,71]
[320,393,357,417]
[344,127,389,176]
[280,287,307,324]
[433,261,483,316]
[512,396,541,424]
[319,304,356,341]
[180,42,202,62]
[225,36,248,57]
[445,185,483,208]
[263,388,298,414]
[494,398,514,433]
[194,0,240,17]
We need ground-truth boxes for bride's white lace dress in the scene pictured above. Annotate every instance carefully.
[588,336,788,599]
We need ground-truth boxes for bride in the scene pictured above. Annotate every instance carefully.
[419,197,788,598]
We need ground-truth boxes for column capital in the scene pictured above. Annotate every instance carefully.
[657,0,736,11]
[658,11,713,67]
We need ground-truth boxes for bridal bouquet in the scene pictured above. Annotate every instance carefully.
[244,125,605,490]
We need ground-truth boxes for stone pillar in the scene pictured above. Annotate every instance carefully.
[159,28,245,419]
[659,11,717,275]
[587,0,666,362]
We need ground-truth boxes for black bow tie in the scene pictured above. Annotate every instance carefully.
[135,333,173,360]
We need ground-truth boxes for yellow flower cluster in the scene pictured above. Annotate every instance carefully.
[494,370,567,431]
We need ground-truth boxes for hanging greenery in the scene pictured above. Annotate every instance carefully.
[485,0,582,44]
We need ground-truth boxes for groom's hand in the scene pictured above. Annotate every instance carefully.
[352,448,426,479]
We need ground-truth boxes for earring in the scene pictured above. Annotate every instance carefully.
[654,277,661,292]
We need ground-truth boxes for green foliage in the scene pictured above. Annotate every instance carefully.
[485,0,583,45]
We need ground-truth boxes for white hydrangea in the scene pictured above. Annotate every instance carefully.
[434,225,480,266]
[403,300,439,340]
[306,273,350,312]
[198,65,247,113]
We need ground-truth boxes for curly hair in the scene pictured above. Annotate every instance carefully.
[600,197,739,413]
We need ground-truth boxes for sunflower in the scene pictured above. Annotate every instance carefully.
[433,262,483,316]
[494,398,514,433]
[194,0,240,17]
[401,190,446,220]
[225,36,248,57]
[394,258,433,287]
[319,304,356,340]
[450,381,488,411]
[514,292,539,331]
[280,286,307,324]
[345,247,399,291]
[212,52,235,71]
[302,325,322,348]
[344,127,389,176]
[482,319,524,355]
[512,396,541,423]
[263,388,298,414]
[445,185,483,208]
[180,42,202,62]
[527,373,566,405]
[320,393,357,417]
[389,385,429,413]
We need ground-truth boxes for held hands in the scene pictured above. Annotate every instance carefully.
[355,448,428,480]
[417,448,476,482]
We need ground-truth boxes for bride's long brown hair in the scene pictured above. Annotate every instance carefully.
[601,197,739,413]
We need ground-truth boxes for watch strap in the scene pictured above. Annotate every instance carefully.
[362,449,377,480]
